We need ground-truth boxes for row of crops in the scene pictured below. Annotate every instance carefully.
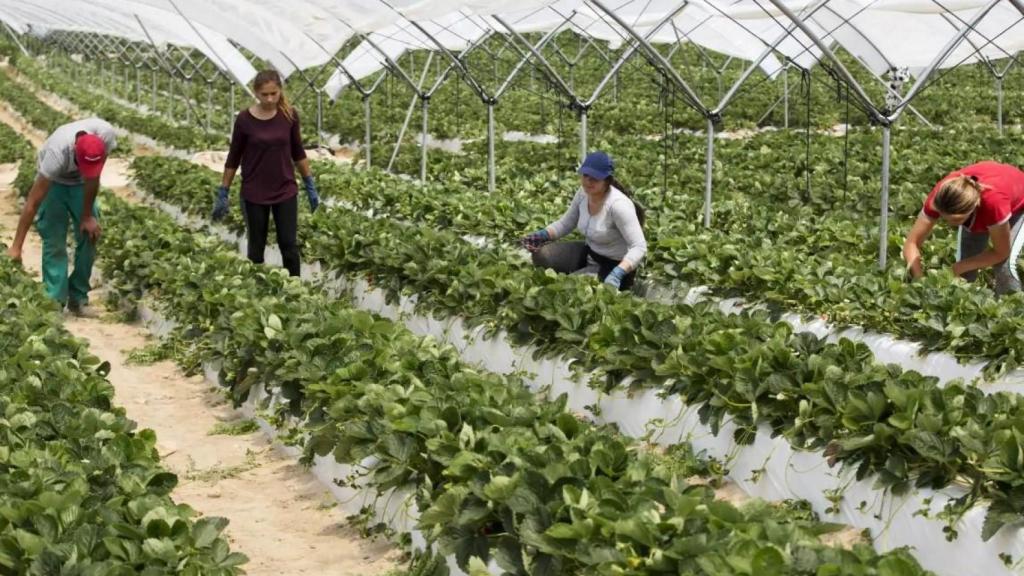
[97,191,936,575]
[3,43,1024,575]
[0,249,247,574]
[0,73,258,573]
[0,68,937,575]
[124,151,1024,548]
[12,48,1024,377]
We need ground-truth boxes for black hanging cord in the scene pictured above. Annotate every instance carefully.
[801,67,812,203]
[842,81,851,206]
[661,74,670,201]
[556,79,567,170]
[455,74,462,135]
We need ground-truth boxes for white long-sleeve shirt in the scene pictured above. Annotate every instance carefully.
[548,187,647,266]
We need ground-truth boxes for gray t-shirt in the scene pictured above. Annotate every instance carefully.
[548,187,647,266]
[37,118,117,185]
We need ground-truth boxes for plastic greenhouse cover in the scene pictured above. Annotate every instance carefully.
[132,180,1024,576]
[0,0,258,86]
[5,0,1021,100]
[322,0,794,100]
[838,1,1024,75]
[322,12,490,97]
[104,0,325,77]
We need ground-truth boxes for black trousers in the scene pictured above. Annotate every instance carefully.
[243,195,300,277]
[531,240,636,291]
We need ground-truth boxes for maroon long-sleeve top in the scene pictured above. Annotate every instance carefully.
[225,108,307,204]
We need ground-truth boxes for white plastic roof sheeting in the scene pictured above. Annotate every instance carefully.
[319,0,1021,103]
[0,0,257,85]
[323,12,492,96]
[0,0,1022,104]
[320,0,799,100]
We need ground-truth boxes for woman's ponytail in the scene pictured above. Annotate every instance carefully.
[608,176,646,228]
[934,174,984,216]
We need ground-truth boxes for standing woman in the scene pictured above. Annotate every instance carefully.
[212,69,320,277]
[521,151,647,291]
[902,160,1024,294]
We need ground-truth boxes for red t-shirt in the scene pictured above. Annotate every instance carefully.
[922,161,1024,233]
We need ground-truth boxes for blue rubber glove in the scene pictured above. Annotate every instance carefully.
[211,185,230,221]
[302,175,320,213]
[604,266,628,290]
[521,228,550,252]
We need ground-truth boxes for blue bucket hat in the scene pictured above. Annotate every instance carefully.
[578,151,614,180]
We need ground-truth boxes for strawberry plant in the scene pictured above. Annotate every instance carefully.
[0,256,247,574]
[15,61,226,151]
[0,121,30,163]
[0,68,71,133]
[127,155,1024,543]
[96,194,933,575]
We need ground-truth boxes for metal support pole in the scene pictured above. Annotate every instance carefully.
[589,0,705,113]
[364,95,372,169]
[487,102,496,193]
[879,125,891,269]
[206,82,213,132]
[1,21,30,58]
[783,65,789,129]
[579,108,588,162]
[151,69,157,109]
[704,118,714,228]
[887,0,1003,122]
[386,53,435,175]
[136,67,142,105]
[185,79,193,123]
[316,90,323,147]
[420,98,429,184]
[765,0,889,124]
[996,75,1004,134]
[167,74,174,119]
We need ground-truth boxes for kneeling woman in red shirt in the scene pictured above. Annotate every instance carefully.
[903,161,1024,294]
[212,69,319,277]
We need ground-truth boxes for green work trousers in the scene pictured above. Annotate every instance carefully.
[35,182,98,306]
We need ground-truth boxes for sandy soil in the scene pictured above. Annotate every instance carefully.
[191,147,354,173]
[192,150,228,173]
[307,146,356,165]
[0,119,400,575]
[9,73,81,119]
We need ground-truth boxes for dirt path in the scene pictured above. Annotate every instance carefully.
[0,101,44,148]
[0,115,401,575]
[3,64,81,120]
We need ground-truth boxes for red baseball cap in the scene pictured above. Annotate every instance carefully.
[75,133,107,179]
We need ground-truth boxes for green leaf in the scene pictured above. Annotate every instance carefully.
[751,547,787,576]
[877,555,920,576]
[193,517,229,548]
